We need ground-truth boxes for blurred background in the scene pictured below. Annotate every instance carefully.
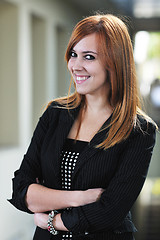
[0,0,160,239]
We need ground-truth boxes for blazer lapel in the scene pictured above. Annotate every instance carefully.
[72,116,111,181]
[52,106,80,185]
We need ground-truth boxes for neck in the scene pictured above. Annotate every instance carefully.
[84,94,113,115]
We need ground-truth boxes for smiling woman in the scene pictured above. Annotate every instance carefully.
[9,13,157,240]
[68,33,108,97]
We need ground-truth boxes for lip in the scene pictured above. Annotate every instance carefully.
[74,74,90,84]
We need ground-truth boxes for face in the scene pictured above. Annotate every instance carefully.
[68,33,109,98]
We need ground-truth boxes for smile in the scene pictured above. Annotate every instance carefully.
[75,75,90,84]
[76,76,89,81]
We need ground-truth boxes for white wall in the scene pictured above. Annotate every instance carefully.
[0,0,84,239]
[0,3,19,146]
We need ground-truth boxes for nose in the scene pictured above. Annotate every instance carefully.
[72,57,84,71]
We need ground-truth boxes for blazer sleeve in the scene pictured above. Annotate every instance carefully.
[8,102,57,213]
[61,120,156,234]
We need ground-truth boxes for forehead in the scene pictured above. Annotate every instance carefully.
[73,33,98,52]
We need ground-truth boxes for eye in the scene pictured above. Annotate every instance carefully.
[69,51,77,58]
[85,55,95,60]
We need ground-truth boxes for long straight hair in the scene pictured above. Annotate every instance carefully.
[52,14,151,149]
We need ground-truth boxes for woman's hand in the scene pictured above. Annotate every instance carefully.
[73,188,104,207]
[34,213,68,231]
[85,188,104,202]
[34,213,48,230]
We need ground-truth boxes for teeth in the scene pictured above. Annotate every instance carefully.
[76,76,89,81]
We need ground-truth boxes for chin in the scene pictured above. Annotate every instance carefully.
[76,89,88,95]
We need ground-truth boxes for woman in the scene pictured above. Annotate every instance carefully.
[9,14,156,240]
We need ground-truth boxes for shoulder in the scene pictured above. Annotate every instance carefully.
[135,114,157,134]
[39,101,64,124]
[128,114,157,148]
[47,100,64,109]
[45,101,67,120]
[45,100,80,123]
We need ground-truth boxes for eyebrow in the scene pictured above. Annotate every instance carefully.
[83,51,98,55]
[72,49,98,55]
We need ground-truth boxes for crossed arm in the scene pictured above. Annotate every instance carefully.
[26,183,103,231]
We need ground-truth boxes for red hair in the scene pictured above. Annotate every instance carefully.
[52,14,152,149]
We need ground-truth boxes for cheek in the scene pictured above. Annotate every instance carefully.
[102,70,107,81]
[99,65,107,79]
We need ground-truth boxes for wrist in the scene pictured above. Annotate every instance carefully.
[47,210,59,235]
[53,213,68,231]
[71,190,83,207]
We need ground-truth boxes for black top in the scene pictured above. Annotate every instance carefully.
[8,102,156,240]
[61,138,88,190]
[60,139,88,240]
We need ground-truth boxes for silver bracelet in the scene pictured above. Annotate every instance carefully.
[47,210,59,235]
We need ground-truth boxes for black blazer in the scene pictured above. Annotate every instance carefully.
[9,102,156,240]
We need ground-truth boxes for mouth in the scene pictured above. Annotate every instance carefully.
[75,75,90,84]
